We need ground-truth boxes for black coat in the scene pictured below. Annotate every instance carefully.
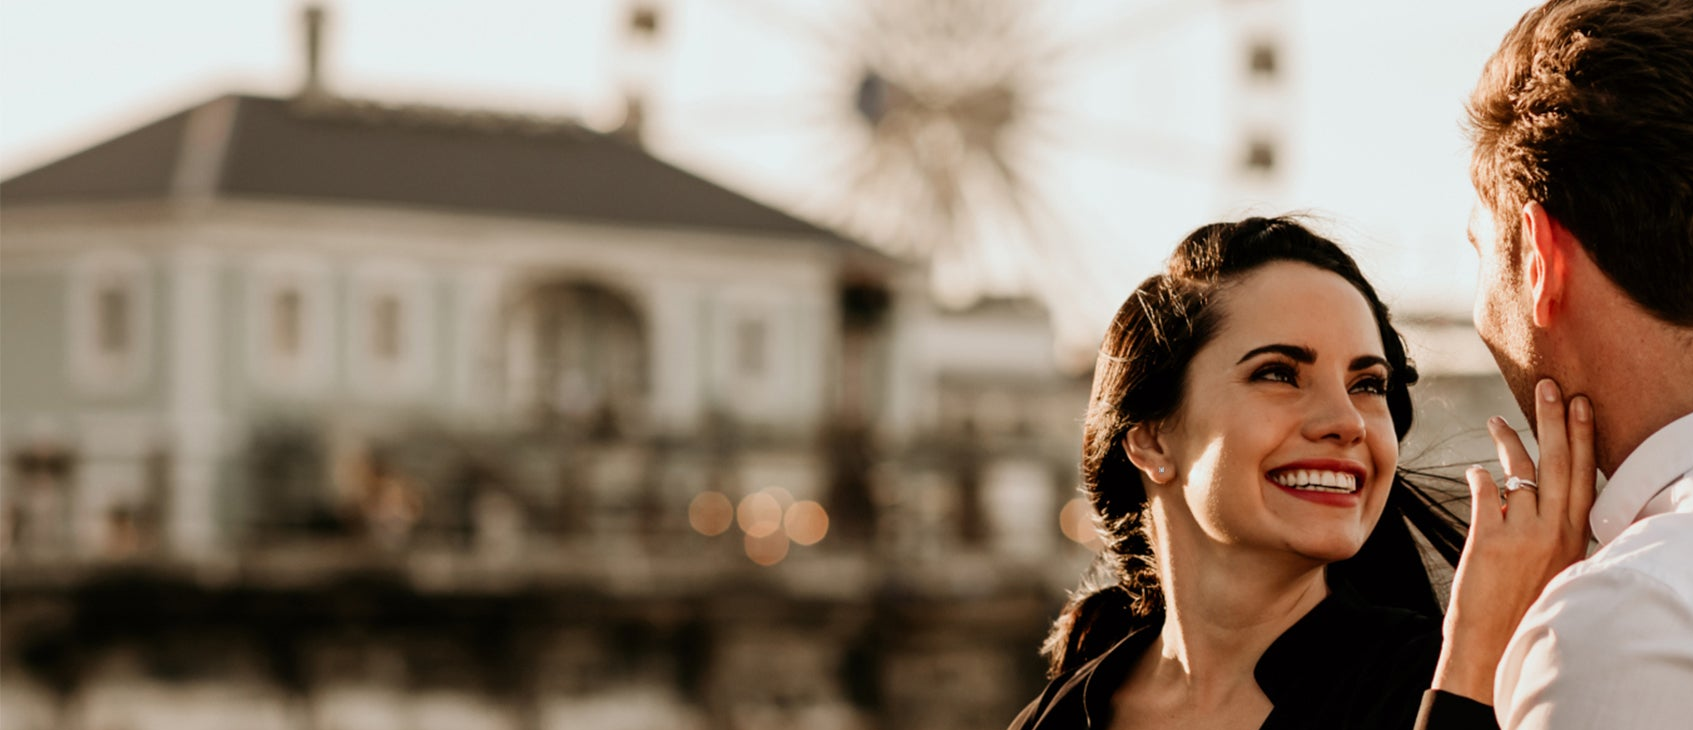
[1008,583,1496,729]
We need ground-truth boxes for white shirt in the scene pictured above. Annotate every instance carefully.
[1494,410,1693,729]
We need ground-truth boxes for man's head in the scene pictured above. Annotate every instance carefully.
[1467,0,1693,427]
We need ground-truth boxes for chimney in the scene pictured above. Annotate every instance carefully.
[299,4,328,99]
[613,2,663,143]
[614,95,646,143]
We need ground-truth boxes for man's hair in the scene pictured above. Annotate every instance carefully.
[1468,0,1693,326]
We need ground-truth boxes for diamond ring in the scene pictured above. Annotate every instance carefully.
[1504,476,1539,494]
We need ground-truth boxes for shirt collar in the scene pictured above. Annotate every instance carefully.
[1591,410,1693,545]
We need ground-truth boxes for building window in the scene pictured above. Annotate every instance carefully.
[70,252,151,395]
[96,285,130,356]
[1245,138,1277,173]
[348,264,434,396]
[736,319,767,377]
[372,294,402,362]
[273,289,302,358]
[249,258,333,393]
[1248,41,1278,79]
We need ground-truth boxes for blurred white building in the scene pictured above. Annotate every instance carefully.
[0,80,1090,730]
[0,4,1518,728]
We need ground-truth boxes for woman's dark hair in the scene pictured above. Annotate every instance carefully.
[1042,216,1467,677]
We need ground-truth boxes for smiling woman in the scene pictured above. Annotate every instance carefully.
[1139,260,1404,567]
[1008,217,1479,730]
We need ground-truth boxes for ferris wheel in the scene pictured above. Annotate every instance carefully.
[617,0,1293,354]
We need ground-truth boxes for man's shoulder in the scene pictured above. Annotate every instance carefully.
[1531,512,1693,629]
[1569,511,1693,591]
[1497,513,1693,727]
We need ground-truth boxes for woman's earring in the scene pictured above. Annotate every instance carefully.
[1158,467,1166,474]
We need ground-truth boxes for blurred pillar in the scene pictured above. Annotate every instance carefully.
[167,247,222,556]
[825,279,891,544]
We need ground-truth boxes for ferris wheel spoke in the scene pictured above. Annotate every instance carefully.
[1020,113,1220,181]
[1001,136,1212,290]
[979,150,1085,266]
[982,165,1137,323]
[663,96,850,136]
[719,0,873,63]
[1035,0,1225,73]
[824,144,934,252]
[953,154,1109,314]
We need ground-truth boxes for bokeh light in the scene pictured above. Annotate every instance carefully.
[1059,497,1101,549]
[784,500,829,546]
[736,492,783,538]
[744,530,790,566]
[688,491,733,536]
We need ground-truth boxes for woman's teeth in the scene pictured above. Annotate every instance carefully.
[1270,469,1358,493]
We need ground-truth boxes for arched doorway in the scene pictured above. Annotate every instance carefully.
[504,280,649,439]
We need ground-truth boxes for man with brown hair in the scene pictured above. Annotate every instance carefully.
[1439,0,1693,727]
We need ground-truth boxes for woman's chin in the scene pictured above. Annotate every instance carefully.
[1292,535,1370,565]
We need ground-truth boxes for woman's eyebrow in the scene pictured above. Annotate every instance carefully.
[1236,343,1314,365]
[1350,355,1393,374]
[1237,346,1392,376]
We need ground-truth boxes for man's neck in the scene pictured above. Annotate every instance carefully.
[1569,310,1693,476]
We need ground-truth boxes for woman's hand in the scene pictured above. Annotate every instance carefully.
[1431,378,1596,705]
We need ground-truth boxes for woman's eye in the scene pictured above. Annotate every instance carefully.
[1351,376,1389,396]
[1252,363,1297,384]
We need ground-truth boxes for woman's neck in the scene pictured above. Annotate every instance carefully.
[1138,535,1329,700]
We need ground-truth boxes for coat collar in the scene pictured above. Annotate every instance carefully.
[1055,580,1425,727]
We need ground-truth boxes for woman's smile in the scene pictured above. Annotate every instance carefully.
[1267,459,1368,506]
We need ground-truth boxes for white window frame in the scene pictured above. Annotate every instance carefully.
[68,251,152,396]
[348,260,433,398]
[735,316,769,379]
[247,254,333,395]
[714,291,791,423]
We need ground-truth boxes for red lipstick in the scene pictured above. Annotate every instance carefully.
[1265,459,1368,508]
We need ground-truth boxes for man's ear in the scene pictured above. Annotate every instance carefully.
[1521,201,1572,328]
[1124,423,1174,485]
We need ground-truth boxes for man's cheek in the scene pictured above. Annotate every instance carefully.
[1472,288,1497,343]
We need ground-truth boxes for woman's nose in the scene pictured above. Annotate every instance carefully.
[1304,384,1367,444]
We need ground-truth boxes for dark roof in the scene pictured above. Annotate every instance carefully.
[0,94,847,241]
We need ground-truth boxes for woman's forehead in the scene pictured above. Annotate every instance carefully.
[1210,263,1385,356]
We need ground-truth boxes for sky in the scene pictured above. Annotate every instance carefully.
[0,0,1538,344]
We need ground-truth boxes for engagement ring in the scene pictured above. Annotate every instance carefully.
[1504,476,1539,494]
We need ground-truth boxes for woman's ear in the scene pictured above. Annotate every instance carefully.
[1124,424,1174,484]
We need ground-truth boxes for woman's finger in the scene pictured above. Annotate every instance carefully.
[1532,379,1571,518]
[1566,395,1597,536]
[1466,464,1503,528]
[1487,415,1540,518]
